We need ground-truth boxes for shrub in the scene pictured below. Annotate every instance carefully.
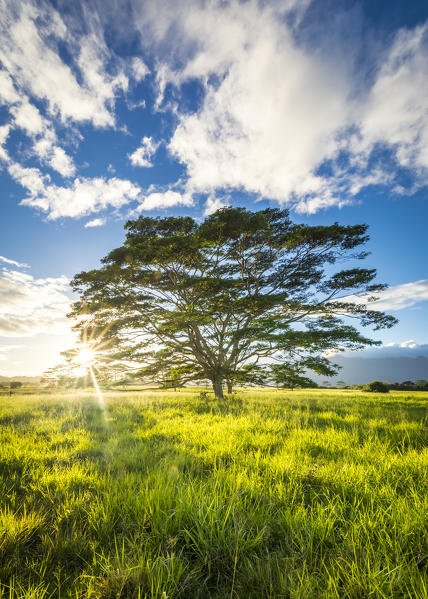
[363,380,389,393]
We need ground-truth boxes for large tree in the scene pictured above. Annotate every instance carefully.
[70,207,396,398]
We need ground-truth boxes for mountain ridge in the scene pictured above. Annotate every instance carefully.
[322,355,428,385]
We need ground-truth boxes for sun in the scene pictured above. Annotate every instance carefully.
[76,347,96,367]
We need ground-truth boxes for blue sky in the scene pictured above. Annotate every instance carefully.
[0,0,427,376]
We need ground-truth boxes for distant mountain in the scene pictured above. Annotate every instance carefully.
[1,357,427,388]
[321,355,428,385]
[0,376,41,385]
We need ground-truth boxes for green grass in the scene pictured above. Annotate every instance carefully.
[0,388,426,598]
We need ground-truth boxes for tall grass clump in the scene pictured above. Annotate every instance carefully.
[0,387,427,598]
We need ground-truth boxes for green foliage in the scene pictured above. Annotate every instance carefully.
[0,388,427,597]
[70,207,396,398]
[415,379,428,388]
[9,381,22,389]
[270,364,317,389]
[43,343,130,389]
[364,380,390,393]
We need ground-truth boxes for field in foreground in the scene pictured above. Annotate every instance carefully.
[0,389,426,599]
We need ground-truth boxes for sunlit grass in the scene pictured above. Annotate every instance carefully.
[0,388,426,598]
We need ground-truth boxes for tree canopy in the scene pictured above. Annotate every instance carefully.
[70,207,396,397]
[363,381,390,393]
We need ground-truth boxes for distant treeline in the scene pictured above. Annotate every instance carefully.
[346,380,428,391]
[0,381,23,390]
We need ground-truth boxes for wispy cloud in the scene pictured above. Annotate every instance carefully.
[131,57,150,82]
[4,96,77,177]
[354,25,428,176]
[0,0,146,210]
[345,279,428,311]
[0,0,129,128]
[0,125,10,162]
[0,255,29,268]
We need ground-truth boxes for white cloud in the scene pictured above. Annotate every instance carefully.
[8,163,141,219]
[0,255,29,268]
[2,0,427,222]
[129,136,160,167]
[203,194,230,216]
[130,1,428,211]
[0,0,128,129]
[0,0,141,197]
[134,188,193,212]
[131,57,150,81]
[76,31,129,116]
[2,92,77,177]
[0,77,77,179]
[0,268,71,337]
[167,2,350,206]
[385,340,419,349]
[345,279,428,312]
[8,163,48,195]
[16,169,141,220]
[0,69,20,104]
[33,134,76,177]
[47,146,76,178]
[0,125,10,162]
[10,100,44,134]
[369,280,428,311]
[399,340,418,349]
[355,24,428,175]
[85,217,106,228]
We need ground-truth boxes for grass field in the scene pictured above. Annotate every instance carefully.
[0,388,426,598]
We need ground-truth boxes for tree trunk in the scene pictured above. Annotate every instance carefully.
[226,381,233,394]
[213,378,224,399]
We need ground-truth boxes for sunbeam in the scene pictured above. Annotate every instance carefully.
[89,366,108,424]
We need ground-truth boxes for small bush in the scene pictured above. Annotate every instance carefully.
[363,380,389,393]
